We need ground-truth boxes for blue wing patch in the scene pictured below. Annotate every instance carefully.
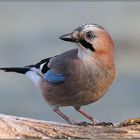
[43,69,65,84]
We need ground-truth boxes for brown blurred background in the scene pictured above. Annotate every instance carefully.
[0,2,139,124]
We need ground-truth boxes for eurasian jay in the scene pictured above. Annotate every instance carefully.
[0,23,116,125]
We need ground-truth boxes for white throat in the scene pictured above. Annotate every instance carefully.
[77,46,101,73]
[77,47,93,61]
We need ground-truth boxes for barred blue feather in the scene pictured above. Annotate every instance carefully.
[43,69,65,84]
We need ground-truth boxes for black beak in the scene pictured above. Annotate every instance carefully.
[59,33,79,43]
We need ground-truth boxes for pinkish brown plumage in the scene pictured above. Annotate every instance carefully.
[0,24,116,125]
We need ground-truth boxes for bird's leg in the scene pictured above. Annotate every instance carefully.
[75,107,97,125]
[75,107,113,126]
[53,107,86,125]
[53,107,91,126]
[53,107,74,124]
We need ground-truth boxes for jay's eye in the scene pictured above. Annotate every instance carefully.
[86,31,95,40]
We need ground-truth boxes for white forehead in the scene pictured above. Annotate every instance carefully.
[83,24,103,31]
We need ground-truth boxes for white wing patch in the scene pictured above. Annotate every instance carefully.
[40,63,46,70]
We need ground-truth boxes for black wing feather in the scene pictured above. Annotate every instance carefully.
[26,57,52,74]
[26,57,51,68]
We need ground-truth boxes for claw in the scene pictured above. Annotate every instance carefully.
[75,121,93,126]
[95,122,114,127]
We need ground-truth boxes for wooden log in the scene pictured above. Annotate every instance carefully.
[0,114,140,139]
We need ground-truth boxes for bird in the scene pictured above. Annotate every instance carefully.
[0,23,116,125]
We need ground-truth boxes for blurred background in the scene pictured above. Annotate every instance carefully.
[0,2,139,124]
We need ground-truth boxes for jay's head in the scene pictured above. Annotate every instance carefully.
[60,23,115,67]
[60,23,114,57]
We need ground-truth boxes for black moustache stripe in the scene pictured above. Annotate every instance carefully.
[79,39,95,52]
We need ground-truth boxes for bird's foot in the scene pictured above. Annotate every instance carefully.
[95,121,114,127]
[72,121,113,127]
[69,120,92,126]
[75,121,93,126]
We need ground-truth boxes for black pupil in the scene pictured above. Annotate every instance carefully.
[86,31,93,39]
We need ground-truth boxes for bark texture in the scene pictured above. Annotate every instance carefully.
[0,114,140,139]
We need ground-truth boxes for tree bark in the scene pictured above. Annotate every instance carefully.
[0,114,140,139]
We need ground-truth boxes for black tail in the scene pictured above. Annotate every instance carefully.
[0,67,30,74]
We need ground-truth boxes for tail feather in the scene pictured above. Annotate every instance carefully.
[0,67,30,74]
